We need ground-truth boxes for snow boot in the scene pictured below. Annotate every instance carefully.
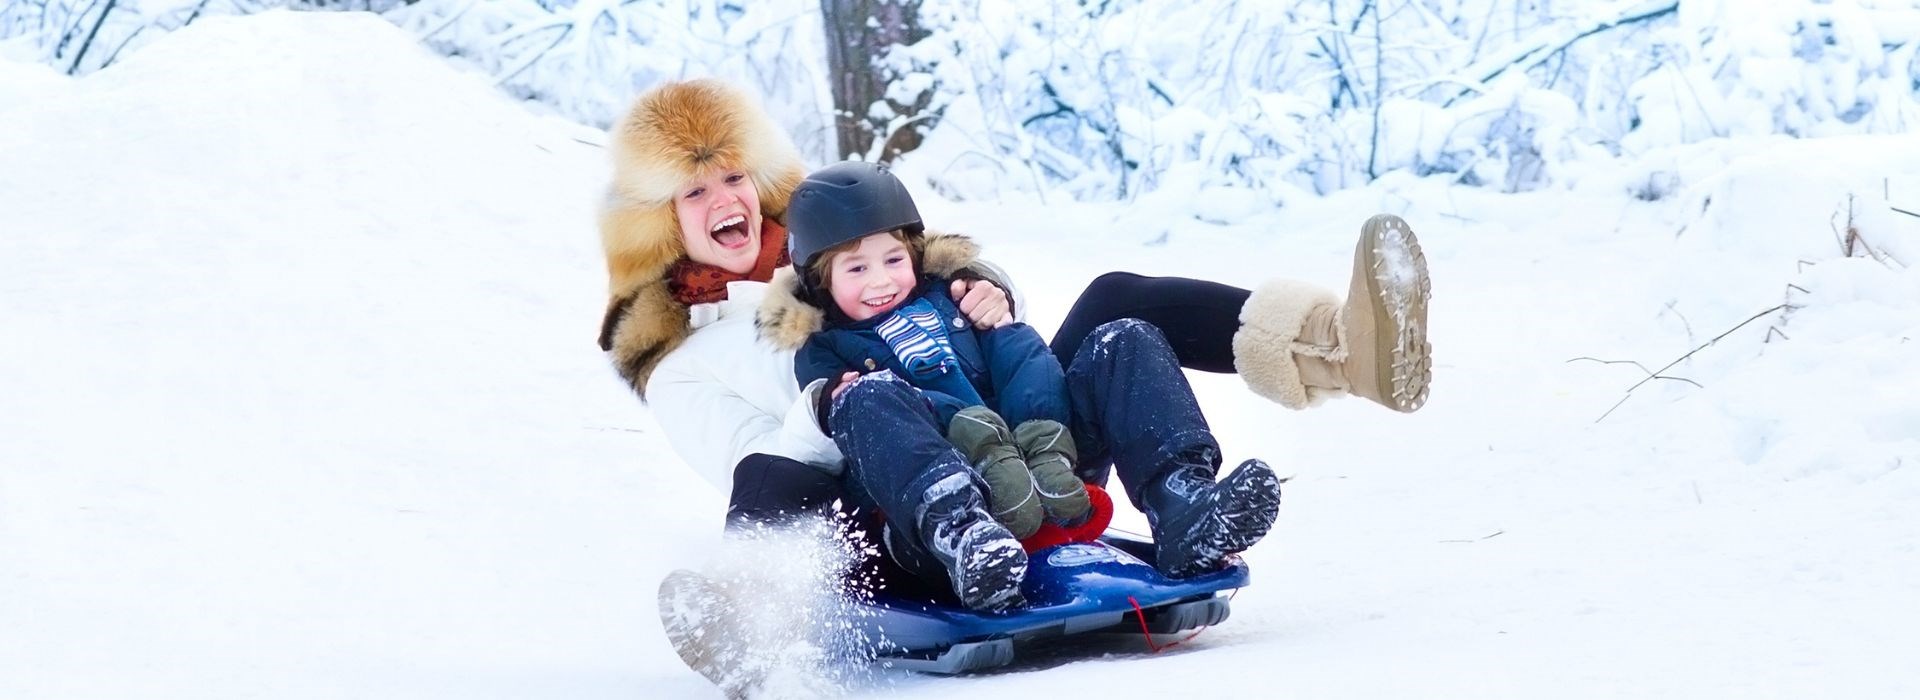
[1233,213,1432,412]
[947,406,1044,539]
[1012,419,1091,526]
[915,472,1029,611]
[1143,454,1283,578]
[658,569,759,699]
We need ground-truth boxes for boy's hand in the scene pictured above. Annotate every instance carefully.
[952,279,1012,329]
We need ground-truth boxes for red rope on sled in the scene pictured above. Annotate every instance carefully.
[1127,589,1238,654]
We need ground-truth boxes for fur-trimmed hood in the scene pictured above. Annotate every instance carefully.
[756,232,984,351]
[596,79,807,398]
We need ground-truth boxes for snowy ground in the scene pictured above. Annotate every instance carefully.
[4,11,1918,700]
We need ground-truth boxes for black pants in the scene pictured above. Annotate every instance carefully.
[724,453,845,529]
[1051,272,1251,374]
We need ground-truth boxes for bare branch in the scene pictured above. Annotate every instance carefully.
[1589,304,1789,422]
[66,0,119,75]
[1441,529,1505,544]
[1444,1,1679,106]
[1566,356,1652,371]
[1625,304,1788,394]
[1567,356,1701,388]
[1595,393,1632,423]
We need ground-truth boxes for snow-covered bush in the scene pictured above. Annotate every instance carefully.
[901,0,1920,202]
[1623,0,1920,151]
[900,0,1665,200]
[5,0,1919,202]
[385,0,832,161]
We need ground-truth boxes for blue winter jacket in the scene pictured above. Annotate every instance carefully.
[796,276,1070,430]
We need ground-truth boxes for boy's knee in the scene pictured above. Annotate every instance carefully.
[834,371,917,413]
[1090,318,1170,353]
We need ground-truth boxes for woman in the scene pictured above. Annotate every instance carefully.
[597,77,1430,683]
[597,79,1430,535]
[594,79,1022,531]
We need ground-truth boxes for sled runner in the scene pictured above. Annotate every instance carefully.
[658,530,1250,692]
[858,530,1249,674]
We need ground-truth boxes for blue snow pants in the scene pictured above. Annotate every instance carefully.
[830,319,1224,584]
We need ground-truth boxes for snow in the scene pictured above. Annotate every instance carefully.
[4,8,1920,700]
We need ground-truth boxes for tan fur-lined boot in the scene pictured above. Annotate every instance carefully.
[1233,214,1432,412]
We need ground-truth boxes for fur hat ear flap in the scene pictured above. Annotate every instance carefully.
[600,197,686,301]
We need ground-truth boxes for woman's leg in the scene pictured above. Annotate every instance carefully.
[828,374,1028,611]
[1064,319,1282,577]
[724,453,845,530]
[1052,215,1433,413]
[1050,272,1250,373]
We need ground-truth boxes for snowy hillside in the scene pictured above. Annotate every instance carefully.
[4,10,1919,700]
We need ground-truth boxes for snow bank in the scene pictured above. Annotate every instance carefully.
[1632,135,1920,482]
[0,11,714,699]
[0,53,65,110]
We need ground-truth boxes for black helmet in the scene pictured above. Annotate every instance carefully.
[786,161,924,269]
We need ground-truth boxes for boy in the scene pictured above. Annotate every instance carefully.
[786,162,1101,545]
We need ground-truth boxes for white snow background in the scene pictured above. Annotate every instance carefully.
[5,9,1920,699]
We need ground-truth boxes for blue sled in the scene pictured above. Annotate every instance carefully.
[857,531,1250,674]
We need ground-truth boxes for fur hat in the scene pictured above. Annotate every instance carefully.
[597,79,807,397]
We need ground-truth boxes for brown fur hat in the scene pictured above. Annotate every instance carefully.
[597,79,808,398]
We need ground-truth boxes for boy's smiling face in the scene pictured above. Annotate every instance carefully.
[827,232,917,321]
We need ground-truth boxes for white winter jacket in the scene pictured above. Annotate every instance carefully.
[644,280,842,491]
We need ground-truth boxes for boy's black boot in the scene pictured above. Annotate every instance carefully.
[1142,453,1283,578]
[915,473,1029,611]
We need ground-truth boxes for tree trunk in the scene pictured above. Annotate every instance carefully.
[819,0,935,162]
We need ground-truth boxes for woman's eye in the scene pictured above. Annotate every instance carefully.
[725,173,745,184]
[684,187,704,200]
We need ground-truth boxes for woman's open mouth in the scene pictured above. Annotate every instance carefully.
[709,215,749,248]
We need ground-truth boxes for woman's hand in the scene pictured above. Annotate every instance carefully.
[829,371,860,401]
[951,279,1013,329]
[815,371,862,434]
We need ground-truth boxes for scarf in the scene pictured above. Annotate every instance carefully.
[874,297,962,378]
[667,219,791,305]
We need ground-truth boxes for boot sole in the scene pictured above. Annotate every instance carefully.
[1161,460,1284,578]
[954,523,1029,611]
[658,570,758,698]
[1357,214,1432,412]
